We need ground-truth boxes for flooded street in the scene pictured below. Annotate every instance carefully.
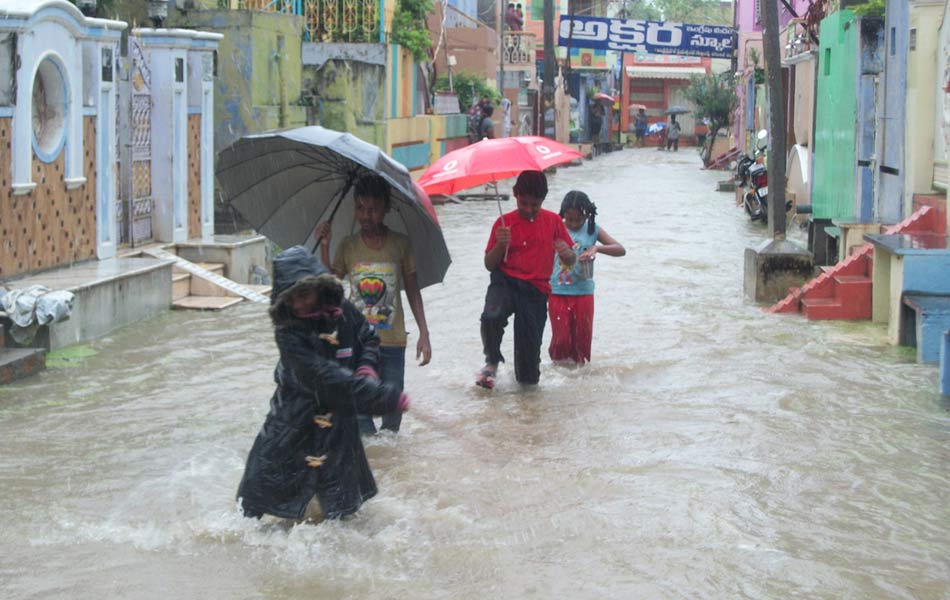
[2,149,948,599]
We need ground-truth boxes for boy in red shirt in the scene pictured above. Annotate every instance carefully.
[477,171,576,388]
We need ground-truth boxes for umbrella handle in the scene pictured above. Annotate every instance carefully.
[325,179,353,224]
[493,180,509,262]
[311,178,354,254]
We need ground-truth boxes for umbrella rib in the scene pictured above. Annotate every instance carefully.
[251,175,345,239]
[217,144,314,176]
[295,148,366,182]
[219,145,345,189]
[224,145,353,207]
[225,165,345,207]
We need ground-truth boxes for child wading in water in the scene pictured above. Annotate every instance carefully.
[236,246,409,523]
[477,170,576,388]
[314,173,431,434]
[549,191,625,364]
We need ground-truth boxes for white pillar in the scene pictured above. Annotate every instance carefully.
[188,45,219,239]
[11,30,35,195]
[64,35,85,189]
[140,31,188,243]
[140,29,220,243]
[93,42,119,258]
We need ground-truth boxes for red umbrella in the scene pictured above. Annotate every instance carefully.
[412,180,439,225]
[417,136,583,196]
[593,92,616,104]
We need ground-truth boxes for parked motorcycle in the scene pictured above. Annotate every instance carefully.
[732,130,790,224]
[733,154,761,221]
[744,161,768,222]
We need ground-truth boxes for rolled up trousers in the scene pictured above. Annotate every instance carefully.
[480,270,548,384]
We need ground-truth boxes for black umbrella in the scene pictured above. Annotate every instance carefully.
[663,106,691,115]
[216,127,450,289]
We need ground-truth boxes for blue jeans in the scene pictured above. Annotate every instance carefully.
[358,345,406,434]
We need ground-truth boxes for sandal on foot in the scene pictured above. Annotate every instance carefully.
[475,367,496,389]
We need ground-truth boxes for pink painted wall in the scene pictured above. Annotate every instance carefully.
[735,0,809,34]
[732,1,810,151]
[735,0,761,33]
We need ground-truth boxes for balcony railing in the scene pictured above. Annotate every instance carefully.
[503,31,535,67]
[221,0,380,43]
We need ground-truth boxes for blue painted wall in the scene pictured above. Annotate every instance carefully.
[878,0,908,223]
[854,17,884,224]
[391,142,432,171]
[903,254,950,295]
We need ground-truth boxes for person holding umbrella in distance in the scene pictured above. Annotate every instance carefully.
[476,170,576,389]
[632,106,648,147]
[663,106,690,152]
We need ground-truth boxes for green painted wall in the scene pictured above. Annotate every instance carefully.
[170,10,307,153]
[444,114,469,138]
[812,10,858,221]
[303,59,387,148]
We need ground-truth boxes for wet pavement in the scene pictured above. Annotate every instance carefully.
[1,148,948,599]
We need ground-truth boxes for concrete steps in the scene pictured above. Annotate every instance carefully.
[170,270,271,311]
[769,205,940,320]
[180,262,226,296]
[172,271,191,301]
[800,275,872,321]
[141,246,269,311]
[0,324,47,385]
[172,295,245,311]
[171,262,233,310]
[901,295,950,364]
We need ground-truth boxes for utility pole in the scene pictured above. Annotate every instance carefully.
[543,0,556,139]
[762,0,787,239]
[743,0,811,305]
[617,0,630,148]
[497,0,505,96]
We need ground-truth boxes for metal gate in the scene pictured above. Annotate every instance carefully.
[117,34,154,246]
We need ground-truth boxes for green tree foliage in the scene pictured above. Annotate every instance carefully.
[851,0,885,17]
[433,72,500,113]
[621,0,733,26]
[685,72,739,165]
[392,0,433,62]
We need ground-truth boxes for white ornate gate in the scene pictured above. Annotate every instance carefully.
[117,35,154,245]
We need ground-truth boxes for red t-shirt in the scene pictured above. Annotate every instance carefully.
[485,208,573,295]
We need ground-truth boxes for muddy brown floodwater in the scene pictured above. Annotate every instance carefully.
[1,149,948,599]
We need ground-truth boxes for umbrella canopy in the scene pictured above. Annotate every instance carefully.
[216,126,450,289]
[417,136,584,196]
[628,103,648,114]
[646,122,666,135]
[593,92,616,105]
[663,105,691,115]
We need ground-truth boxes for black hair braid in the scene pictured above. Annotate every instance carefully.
[560,190,597,234]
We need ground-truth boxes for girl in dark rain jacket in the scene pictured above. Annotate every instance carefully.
[237,246,408,521]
